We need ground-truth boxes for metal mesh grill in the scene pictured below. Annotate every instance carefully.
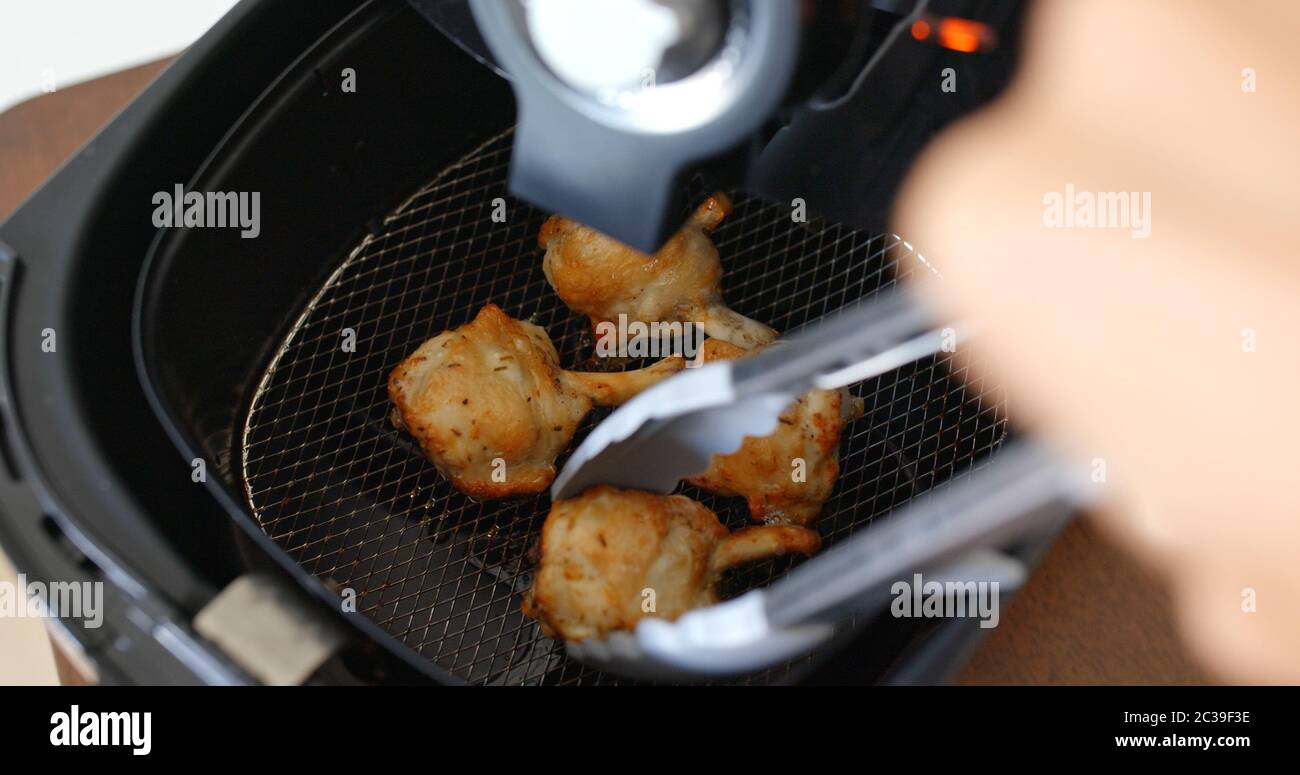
[240,129,1007,685]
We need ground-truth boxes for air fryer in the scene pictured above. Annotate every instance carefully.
[0,0,1036,685]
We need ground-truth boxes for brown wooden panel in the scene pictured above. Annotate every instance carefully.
[957,519,1212,684]
[0,58,172,222]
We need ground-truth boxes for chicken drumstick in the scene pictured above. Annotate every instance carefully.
[389,304,682,498]
[522,486,820,641]
[539,194,777,350]
[686,339,865,525]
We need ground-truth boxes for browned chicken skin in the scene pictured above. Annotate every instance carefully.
[388,304,681,498]
[687,339,865,525]
[538,194,777,350]
[522,486,821,641]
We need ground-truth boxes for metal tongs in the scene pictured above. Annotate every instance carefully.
[550,291,1091,680]
[552,291,952,499]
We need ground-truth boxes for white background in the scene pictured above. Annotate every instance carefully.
[0,0,240,114]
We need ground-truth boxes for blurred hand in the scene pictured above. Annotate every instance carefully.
[895,0,1300,682]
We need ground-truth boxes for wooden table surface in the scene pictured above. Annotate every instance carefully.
[0,59,1212,685]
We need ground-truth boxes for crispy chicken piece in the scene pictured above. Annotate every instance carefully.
[388,304,681,498]
[538,194,777,350]
[687,339,865,525]
[522,486,820,641]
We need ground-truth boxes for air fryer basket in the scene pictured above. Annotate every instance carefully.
[238,127,1007,685]
[135,1,1008,685]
